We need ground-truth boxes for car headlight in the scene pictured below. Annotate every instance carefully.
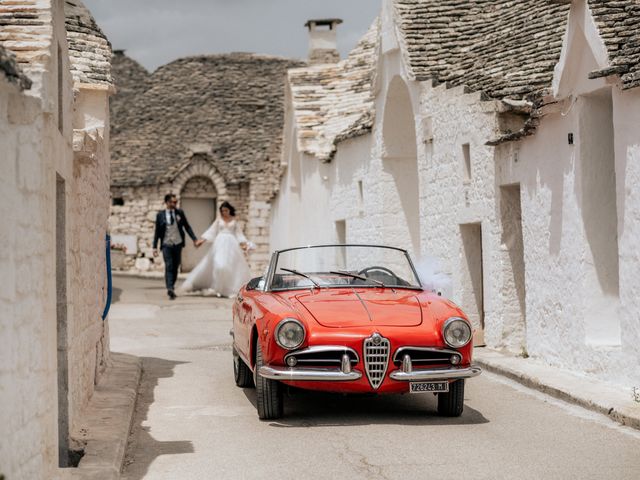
[442,317,472,348]
[275,318,305,350]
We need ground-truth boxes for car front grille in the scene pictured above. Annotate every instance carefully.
[285,347,359,368]
[392,347,462,367]
[363,333,390,389]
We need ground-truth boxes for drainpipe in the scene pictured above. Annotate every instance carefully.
[102,233,112,321]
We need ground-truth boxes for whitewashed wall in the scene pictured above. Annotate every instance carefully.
[0,69,61,480]
[417,82,503,346]
[0,3,74,475]
[492,1,640,387]
[0,1,113,477]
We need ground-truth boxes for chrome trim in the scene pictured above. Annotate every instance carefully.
[341,354,351,373]
[275,244,411,255]
[265,251,278,292]
[405,250,423,289]
[402,354,412,373]
[392,346,463,363]
[442,317,473,349]
[284,345,360,364]
[274,318,306,350]
[390,365,482,381]
[363,333,390,390]
[258,366,362,381]
[267,244,424,291]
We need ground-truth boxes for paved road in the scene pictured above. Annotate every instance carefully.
[110,276,640,480]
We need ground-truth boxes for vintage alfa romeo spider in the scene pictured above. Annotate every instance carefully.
[231,245,481,420]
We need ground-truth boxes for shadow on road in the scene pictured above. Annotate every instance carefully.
[122,356,193,480]
[241,387,489,427]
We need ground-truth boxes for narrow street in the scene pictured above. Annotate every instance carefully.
[110,276,640,480]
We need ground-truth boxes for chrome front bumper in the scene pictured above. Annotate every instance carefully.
[258,366,362,382]
[258,365,481,382]
[389,365,482,381]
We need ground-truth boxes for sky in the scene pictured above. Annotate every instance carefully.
[83,0,382,72]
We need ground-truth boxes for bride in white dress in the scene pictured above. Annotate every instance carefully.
[180,201,252,297]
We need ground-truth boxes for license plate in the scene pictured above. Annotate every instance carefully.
[410,381,449,393]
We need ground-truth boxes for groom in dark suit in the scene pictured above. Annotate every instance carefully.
[153,193,204,299]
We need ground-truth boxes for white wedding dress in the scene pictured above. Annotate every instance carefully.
[180,218,251,297]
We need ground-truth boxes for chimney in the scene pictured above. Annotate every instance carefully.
[305,18,343,65]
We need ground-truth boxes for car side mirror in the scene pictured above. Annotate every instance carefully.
[246,277,263,291]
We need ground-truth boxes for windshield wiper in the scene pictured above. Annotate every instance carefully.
[280,268,321,288]
[330,270,387,288]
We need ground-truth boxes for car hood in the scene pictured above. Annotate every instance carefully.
[295,288,423,328]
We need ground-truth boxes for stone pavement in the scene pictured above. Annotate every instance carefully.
[475,349,640,431]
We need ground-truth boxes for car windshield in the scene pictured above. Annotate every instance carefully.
[269,245,422,291]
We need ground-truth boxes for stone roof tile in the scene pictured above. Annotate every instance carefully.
[588,0,640,89]
[110,52,304,188]
[0,0,53,71]
[288,19,379,161]
[64,0,112,87]
[395,0,571,100]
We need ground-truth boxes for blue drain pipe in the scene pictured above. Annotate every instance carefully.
[102,234,112,321]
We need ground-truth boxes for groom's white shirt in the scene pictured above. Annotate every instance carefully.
[165,209,174,224]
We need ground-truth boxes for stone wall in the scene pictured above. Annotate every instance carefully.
[110,184,166,270]
[0,1,77,474]
[0,63,60,480]
[0,1,113,477]
[68,86,112,426]
[109,176,271,276]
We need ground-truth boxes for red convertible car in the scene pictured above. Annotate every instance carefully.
[231,245,481,420]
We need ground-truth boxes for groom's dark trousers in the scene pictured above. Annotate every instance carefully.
[153,208,197,293]
[161,244,182,292]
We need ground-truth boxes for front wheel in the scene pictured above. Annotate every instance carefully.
[233,347,254,388]
[255,343,283,420]
[437,379,465,417]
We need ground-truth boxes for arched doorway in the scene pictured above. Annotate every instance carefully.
[180,176,217,272]
[381,76,420,254]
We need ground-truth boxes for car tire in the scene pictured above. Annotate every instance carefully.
[437,379,465,417]
[233,347,254,388]
[255,342,283,420]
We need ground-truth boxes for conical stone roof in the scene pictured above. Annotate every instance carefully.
[110,52,304,188]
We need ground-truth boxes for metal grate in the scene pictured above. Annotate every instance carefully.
[363,333,390,389]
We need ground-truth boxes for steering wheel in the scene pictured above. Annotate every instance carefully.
[357,266,399,284]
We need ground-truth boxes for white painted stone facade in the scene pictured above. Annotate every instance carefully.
[0,0,112,478]
[493,1,640,387]
[271,0,640,390]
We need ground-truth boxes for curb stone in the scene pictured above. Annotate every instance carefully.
[59,352,142,479]
[474,348,640,431]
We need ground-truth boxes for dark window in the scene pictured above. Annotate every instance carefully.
[112,198,125,206]
[57,44,63,134]
[462,143,471,181]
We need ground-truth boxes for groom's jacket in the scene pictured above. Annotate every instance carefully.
[153,208,197,249]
